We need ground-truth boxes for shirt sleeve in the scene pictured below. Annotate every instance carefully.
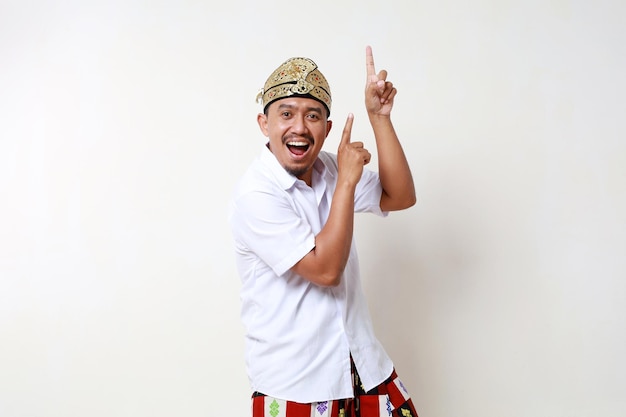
[230,189,316,277]
[354,168,389,217]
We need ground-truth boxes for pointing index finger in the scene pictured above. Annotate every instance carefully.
[339,113,354,146]
[366,45,376,80]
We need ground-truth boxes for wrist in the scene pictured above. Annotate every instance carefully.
[335,173,360,193]
[368,113,394,131]
[367,112,392,123]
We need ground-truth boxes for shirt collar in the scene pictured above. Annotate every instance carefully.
[260,144,331,191]
[260,144,298,190]
[311,154,332,189]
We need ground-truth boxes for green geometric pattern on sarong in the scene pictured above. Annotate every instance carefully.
[269,399,279,417]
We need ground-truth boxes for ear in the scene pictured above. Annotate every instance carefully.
[325,119,333,137]
[257,113,269,136]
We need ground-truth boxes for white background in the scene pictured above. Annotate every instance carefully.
[1,0,625,416]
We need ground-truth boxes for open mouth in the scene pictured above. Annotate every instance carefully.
[286,141,310,156]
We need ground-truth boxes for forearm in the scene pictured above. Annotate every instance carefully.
[291,181,355,286]
[369,114,416,211]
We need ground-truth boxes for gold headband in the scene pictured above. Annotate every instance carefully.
[256,57,332,115]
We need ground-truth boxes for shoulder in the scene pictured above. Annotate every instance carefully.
[233,154,281,198]
[231,159,294,217]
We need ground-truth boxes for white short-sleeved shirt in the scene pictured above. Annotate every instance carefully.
[229,146,393,403]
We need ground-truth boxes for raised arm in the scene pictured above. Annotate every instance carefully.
[291,114,371,287]
[364,46,416,211]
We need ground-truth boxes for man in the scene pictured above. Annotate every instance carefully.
[229,46,418,417]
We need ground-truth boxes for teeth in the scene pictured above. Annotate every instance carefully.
[287,141,308,147]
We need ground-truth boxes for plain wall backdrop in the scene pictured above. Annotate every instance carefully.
[1,0,625,416]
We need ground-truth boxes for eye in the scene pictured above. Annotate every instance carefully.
[281,111,291,118]
[307,113,319,120]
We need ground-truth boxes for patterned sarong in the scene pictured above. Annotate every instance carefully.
[251,358,418,417]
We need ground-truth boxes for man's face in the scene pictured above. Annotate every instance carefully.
[257,97,332,185]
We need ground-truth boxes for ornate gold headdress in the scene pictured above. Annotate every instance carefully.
[256,57,332,116]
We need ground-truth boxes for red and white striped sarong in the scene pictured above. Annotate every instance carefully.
[251,359,418,417]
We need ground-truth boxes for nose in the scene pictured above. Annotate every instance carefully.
[290,115,307,135]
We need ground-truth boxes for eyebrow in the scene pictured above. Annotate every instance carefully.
[277,103,323,115]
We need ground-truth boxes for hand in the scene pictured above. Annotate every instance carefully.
[365,45,397,117]
[337,113,371,186]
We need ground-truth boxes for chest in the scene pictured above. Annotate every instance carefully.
[287,179,333,234]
